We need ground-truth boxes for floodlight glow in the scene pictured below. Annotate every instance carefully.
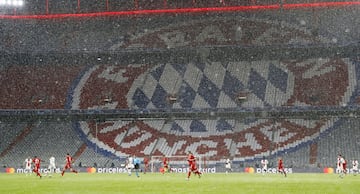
[15,0,23,6]
[0,0,23,6]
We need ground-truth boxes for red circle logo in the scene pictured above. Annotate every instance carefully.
[69,17,357,162]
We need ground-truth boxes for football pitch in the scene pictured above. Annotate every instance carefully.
[0,173,359,194]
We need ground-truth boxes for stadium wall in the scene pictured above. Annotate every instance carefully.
[1,2,359,172]
[0,6,359,55]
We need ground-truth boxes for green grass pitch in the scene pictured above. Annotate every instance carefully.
[0,173,359,194]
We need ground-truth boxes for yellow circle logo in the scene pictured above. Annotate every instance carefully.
[6,168,15,174]
[87,167,96,173]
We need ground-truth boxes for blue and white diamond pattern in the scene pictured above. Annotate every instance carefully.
[129,61,293,109]
[165,119,235,135]
[158,64,183,93]
[226,61,293,107]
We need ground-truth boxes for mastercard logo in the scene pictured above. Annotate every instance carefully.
[5,168,15,174]
[323,168,334,174]
[244,167,255,173]
[87,167,96,173]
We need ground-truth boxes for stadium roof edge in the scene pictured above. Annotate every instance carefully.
[1,106,360,122]
[0,44,358,66]
[0,1,359,20]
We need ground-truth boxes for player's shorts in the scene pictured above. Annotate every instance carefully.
[64,163,72,169]
[48,164,56,169]
[33,166,39,172]
[25,167,32,172]
[134,164,140,169]
[190,164,198,171]
[127,164,134,169]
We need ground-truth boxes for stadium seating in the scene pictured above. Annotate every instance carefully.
[0,65,84,109]
[1,57,360,169]
[0,123,27,155]
[2,117,358,168]
[1,2,359,170]
[0,122,82,168]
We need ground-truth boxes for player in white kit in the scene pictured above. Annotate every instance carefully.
[24,157,32,176]
[336,155,342,174]
[225,158,232,174]
[338,155,346,178]
[352,159,358,175]
[45,156,56,177]
[126,155,134,176]
[261,157,269,175]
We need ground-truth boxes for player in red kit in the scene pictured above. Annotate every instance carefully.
[61,153,78,176]
[186,151,202,180]
[277,157,287,177]
[342,157,347,175]
[143,156,149,174]
[32,156,43,178]
[162,157,170,174]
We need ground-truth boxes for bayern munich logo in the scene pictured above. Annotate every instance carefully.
[68,17,358,162]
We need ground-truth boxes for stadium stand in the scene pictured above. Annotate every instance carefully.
[75,146,122,168]
[0,57,359,169]
[0,1,359,172]
[0,123,28,155]
[0,122,83,168]
[0,64,84,109]
[317,118,360,167]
